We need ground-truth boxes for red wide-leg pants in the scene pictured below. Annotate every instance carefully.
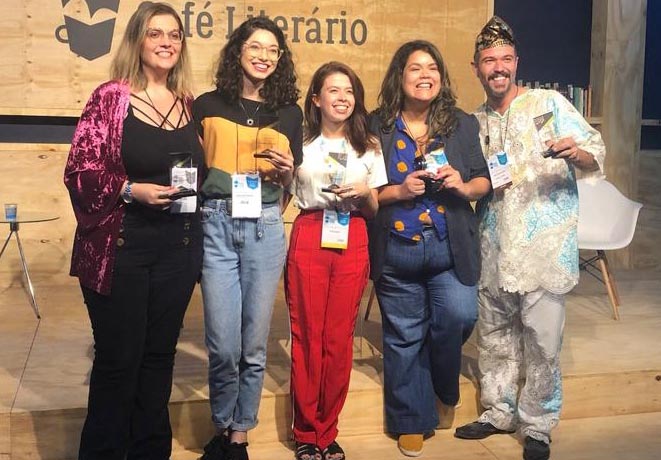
[286,210,370,449]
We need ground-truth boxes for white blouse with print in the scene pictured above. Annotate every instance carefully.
[291,135,388,210]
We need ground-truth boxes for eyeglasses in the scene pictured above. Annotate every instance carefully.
[243,42,284,61]
[146,28,184,43]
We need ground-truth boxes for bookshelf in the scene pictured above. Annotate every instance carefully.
[517,82,595,119]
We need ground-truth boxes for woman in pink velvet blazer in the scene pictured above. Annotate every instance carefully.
[63,3,203,459]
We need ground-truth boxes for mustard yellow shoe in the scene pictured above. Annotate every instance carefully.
[398,434,423,457]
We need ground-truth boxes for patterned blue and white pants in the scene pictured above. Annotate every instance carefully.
[476,287,565,444]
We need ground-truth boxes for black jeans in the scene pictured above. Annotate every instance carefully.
[79,209,202,460]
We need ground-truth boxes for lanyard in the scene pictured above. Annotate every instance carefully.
[485,105,511,155]
[484,86,518,154]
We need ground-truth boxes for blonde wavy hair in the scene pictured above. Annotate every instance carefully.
[110,1,192,97]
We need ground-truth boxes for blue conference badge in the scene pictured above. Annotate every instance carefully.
[246,174,260,190]
[337,211,350,226]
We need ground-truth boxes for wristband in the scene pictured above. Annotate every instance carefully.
[121,181,134,204]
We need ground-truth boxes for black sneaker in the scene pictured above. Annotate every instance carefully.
[200,434,228,460]
[225,441,249,460]
[523,437,550,460]
[454,421,515,439]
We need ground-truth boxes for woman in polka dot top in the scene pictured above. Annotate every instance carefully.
[367,40,491,457]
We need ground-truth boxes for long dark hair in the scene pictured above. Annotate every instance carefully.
[213,17,299,109]
[304,62,377,157]
[377,40,457,137]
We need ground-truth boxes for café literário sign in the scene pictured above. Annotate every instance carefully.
[55,0,369,61]
[1,0,488,115]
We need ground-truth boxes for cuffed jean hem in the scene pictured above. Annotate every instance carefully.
[213,421,259,432]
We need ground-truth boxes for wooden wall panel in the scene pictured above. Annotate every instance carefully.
[0,0,492,116]
[632,150,661,270]
[0,145,73,286]
[0,3,28,112]
[591,0,647,268]
[0,1,496,281]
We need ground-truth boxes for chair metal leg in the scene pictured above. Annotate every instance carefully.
[364,284,377,321]
[14,230,41,319]
[596,250,620,320]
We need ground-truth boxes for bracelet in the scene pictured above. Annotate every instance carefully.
[121,181,133,204]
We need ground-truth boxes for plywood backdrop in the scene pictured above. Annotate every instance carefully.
[1,0,491,116]
[0,0,493,285]
[591,0,648,269]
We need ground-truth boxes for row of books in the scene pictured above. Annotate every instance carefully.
[517,81,593,118]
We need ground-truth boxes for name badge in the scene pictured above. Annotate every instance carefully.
[231,173,262,218]
[321,209,350,249]
[486,151,513,190]
[170,166,197,214]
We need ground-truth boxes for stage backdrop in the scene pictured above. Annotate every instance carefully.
[1,0,492,116]
[0,0,493,285]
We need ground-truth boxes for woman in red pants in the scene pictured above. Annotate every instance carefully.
[286,62,387,460]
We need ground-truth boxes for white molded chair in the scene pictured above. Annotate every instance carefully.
[577,178,643,320]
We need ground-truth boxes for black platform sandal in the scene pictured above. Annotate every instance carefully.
[322,441,345,460]
[295,442,322,460]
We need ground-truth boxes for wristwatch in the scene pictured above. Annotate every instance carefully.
[121,181,134,203]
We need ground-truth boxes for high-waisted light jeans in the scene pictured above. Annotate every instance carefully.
[201,198,286,432]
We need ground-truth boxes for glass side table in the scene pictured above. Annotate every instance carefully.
[1,212,59,319]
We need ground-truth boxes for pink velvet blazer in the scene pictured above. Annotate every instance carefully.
[64,80,130,295]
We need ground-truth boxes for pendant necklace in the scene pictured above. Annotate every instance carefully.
[239,99,261,126]
[401,112,429,156]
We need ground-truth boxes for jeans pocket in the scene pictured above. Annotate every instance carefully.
[261,205,283,225]
[256,206,284,240]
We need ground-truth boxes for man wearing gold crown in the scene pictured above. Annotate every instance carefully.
[454,16,606,460]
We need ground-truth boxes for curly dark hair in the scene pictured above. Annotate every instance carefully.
[214,17,299,110]
[304,62,377,157]
[377,40,457,138]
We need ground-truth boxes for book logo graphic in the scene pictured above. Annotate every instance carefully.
[55,0,121,61]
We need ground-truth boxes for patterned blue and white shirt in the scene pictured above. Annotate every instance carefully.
[474,89,606,295]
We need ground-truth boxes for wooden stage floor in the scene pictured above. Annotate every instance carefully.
[1,268,660,459]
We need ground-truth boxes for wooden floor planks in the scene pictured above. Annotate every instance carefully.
[1,268,660,459]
